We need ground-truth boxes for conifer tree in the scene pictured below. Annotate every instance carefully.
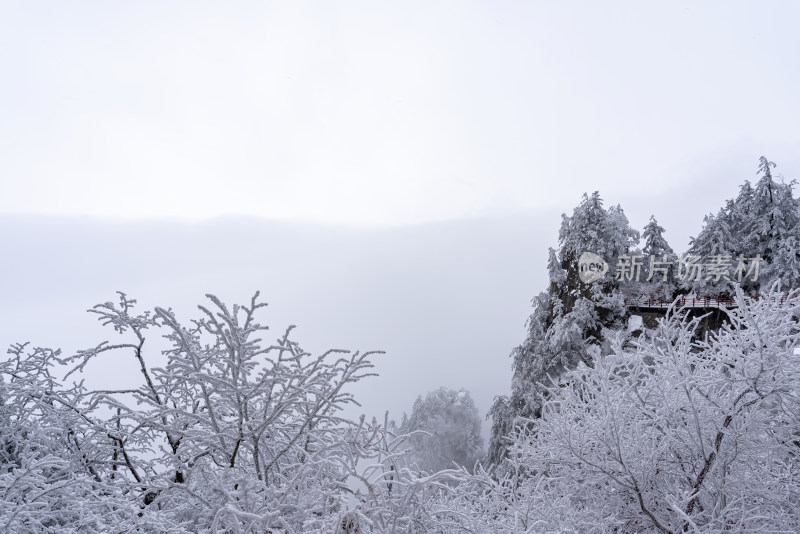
[640,215,676,298]
[641,215,674,257]
[689,157,800,291]
[487,192,639,464]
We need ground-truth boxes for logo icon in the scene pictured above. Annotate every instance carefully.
[578,252,608,283]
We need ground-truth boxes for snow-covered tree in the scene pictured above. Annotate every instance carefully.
[690,202,737,260]
[398,387,483,473]
[690,157,800,291]
[639,215,676,300]
[642,215,673,257]
[2,292,498,533]
[1,293,403,533]
[439,287,800,532]
[488,192,639,464]
[526,286,800,531]
[0,344,175,533]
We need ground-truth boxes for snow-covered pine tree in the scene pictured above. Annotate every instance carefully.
[748,157,800,286]
[689,157,800,291]
[687,198,744,296]
[640,215,676,299]
[641,215,674,257]
[487,192,639,465]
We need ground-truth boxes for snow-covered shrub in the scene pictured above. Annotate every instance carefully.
[1,293,393,533]
[480,286,800,532]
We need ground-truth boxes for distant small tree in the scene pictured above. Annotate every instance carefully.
[399,388,483,473]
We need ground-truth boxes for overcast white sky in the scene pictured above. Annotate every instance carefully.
[2,1,799,229]
[2,2,800,434]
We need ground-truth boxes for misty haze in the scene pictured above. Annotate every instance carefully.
[3,3,800,533]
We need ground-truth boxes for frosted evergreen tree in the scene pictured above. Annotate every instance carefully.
[399,387,484,473]
[488,192,639,464]
[690,208,735,257]
[746,157,800,286]
[689,157,800,291]
[641,215,674,257]
[640,215,676,299]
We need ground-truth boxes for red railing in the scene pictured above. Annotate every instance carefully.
[625,294,796,309]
